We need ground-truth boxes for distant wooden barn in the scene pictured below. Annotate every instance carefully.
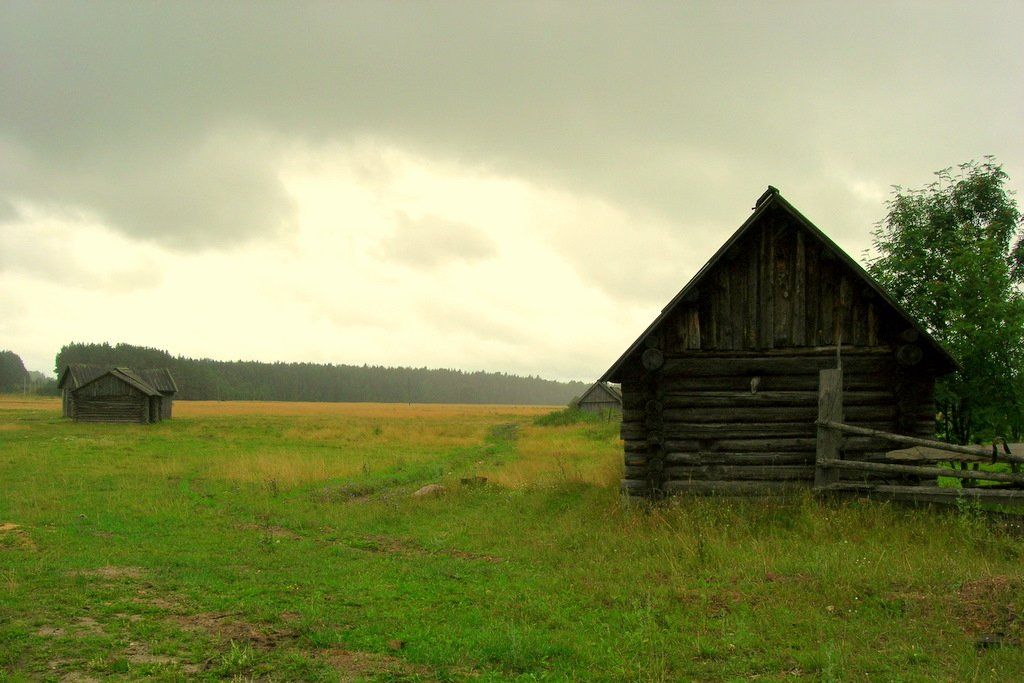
[601,187,958,497]
[577,382,622,414]
[58,364,178,423]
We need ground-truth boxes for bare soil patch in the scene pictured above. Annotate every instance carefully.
[958,575,1023,646]
[353,534,504,563]
[80,565,145,580]
[168,611,299,650]
[0,522,37,551]
[321,647,432,681]
[239,523,302,539]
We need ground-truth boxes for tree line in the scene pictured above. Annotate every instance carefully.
[54,342,587,405]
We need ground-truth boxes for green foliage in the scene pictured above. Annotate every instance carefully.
[0,350,29,392]
[54,341,586,405]
[868,159,1024,443]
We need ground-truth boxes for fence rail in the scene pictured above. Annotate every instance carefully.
[813,368,1024,509]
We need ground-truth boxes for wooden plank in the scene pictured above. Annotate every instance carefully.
[699,276,715,350]
[665,465,815,481]
[665,452,815,466]
[837,274,852,347]
[884,446,988,464]
[659,355,893,378]
[820,459,1024,485]
[819,483,1024,508]
[658,374,892,393]
[662,422,819,438]
[819,421,1024,465]
[760,221,774,348]
[730,255,746,350]
[718,265,733,350]
[792,229,806,345]
[819,256,835,345]
[815,368,843,489]
[850,285,864,346]
[662,405,897,424]
[664,480,809,495]
[662,346,892,359]
[773,224,792,346]
[806,238,820,345]
[658,390,894,409]
[711,437,818,452]
[745,242,758,349]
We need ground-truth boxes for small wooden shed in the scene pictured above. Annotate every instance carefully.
[59,364,177,423]
[577,382,622,414]
[600,187,958,497]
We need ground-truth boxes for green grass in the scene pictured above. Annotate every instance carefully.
[1,399,1023,681]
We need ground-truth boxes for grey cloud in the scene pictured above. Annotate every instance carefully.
[379,213,496,269]
[0,129,294,250]
[0,222,162,291]
[0,198,20,224]
[0,1,1021,252]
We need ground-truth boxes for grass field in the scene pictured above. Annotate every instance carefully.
[2,396,1023,681]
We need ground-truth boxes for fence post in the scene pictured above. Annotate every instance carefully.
[815,368,843,490]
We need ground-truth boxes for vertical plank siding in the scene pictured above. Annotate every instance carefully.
[660,209,907,353]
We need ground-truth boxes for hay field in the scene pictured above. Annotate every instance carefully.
[1,396,1023,680]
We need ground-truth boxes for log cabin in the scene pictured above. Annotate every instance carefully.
[59,364,177,423]
[576,381,622,414]
[600,187,959,497]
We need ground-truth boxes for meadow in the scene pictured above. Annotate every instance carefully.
[1,396,1023,681]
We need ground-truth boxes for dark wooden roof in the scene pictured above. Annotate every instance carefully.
[578,381,622,405]
[57,364,106,390]
[60,363,177,395]
[601,187,959,383]
[72,367,162,397]
[139,368,178,394]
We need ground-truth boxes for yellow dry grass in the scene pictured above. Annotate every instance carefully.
[483,423,622,489]
[175,401,553,418]
[0,396,60,411]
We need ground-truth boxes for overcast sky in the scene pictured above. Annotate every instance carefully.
[2,2,1022,380]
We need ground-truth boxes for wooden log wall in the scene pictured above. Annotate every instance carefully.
[620,347,936,493]
[72,375,149,424]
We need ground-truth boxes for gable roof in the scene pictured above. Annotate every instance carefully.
[600,187,959,383]
[60,364,177,395]
[57,364,107,390]
[578,381,622,405]
[139,368,178,394]
[73,367,162,397]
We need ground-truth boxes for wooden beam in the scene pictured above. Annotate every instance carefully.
[818,483,1024,508]
[664,480,808,495]
[818,421,1024,465]
[815,368,843,489]
[820,459,1024,486]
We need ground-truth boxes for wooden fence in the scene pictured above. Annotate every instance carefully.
[813,368,1024,508]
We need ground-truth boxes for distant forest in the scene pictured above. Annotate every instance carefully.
[55,342,587,405]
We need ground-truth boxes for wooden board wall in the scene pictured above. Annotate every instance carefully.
[660,208,896,352]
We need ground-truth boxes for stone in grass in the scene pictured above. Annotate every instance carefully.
[412,484,446,498]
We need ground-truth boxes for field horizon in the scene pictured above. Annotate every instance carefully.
[2,397,1023,680]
